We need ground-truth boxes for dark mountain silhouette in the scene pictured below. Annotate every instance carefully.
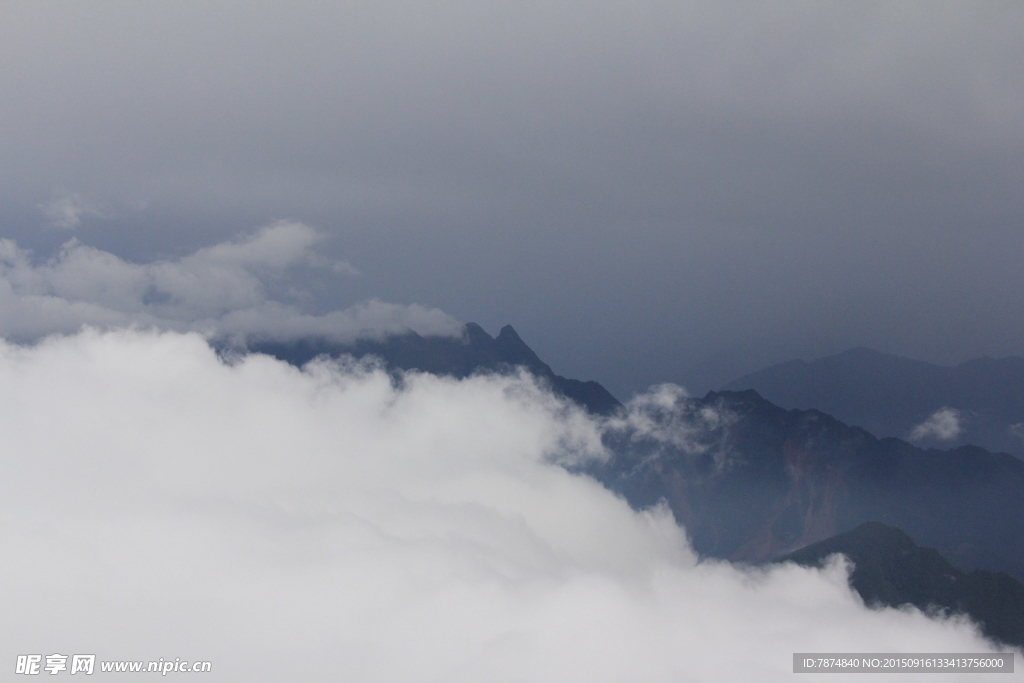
[724,347,1024,458]
[248,323,621,415]
[593,389,1024,581]
[777,522,1024,648]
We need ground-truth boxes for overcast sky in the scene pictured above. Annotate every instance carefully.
[2,2,1023,397]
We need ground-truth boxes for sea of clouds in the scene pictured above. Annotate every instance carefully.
[0,329,1012,681]
[0,228,1015,680]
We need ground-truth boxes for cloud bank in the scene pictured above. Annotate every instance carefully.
[0,330,1009,681]
[0,223,460,343]
[910,407,963,441]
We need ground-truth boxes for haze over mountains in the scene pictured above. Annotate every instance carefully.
[0,297,1018,675]
[260,322,1024,653]
[726,347,1024,458]
[282,324,1024,652]
[0,204,1019,671]
[259,324,1024,581]
[6,4,1024,677]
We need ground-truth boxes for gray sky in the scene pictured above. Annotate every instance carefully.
[2,1,1023,397]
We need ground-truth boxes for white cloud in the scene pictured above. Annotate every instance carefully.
[0,223,459,342]
[38,191,105,229]
[0,330,1005,681]
[603,384,735,468]
[909,407,963,441]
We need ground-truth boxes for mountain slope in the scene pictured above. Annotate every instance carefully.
[777,522,1024,648]
[724,347,1024,457]
[248,323,621,415]
[594,389,1024,580]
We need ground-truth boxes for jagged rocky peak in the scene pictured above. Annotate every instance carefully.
[494,325,552,375]
[249,322,621,415]
[496,324,523,344]
[461,322,493,344]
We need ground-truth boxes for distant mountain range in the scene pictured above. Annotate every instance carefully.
[254,327,1024,591]
[249,323,622,415]
[725,347,1024,457]
[594,389,1024,582]
[777,522,1024,648]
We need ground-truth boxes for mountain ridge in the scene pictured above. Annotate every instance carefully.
[724,347,1024,457]
[777,522,1024,648]
[247,323,622,415]
[594,388,1024,580]
[250,330,1024,587]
